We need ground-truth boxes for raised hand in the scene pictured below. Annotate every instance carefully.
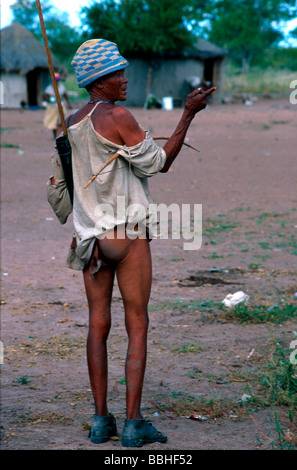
[185,87,217,115]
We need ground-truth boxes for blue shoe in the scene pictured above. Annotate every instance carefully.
[89,413,117,444]
[122,418,167,447]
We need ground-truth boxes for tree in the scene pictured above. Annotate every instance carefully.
[10,0,52,40]
[204,0,297,72]
[80,0,200,58]
[10,0,81,65]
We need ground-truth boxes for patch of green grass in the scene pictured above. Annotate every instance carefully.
[260,340,297,405]
[270,120,291,125]
[148,298,220,312]
[1,127,24,132]
[149,297,297,325]
[171,342,204,354]
[16,376,31,385]
[203,217,239,236]
[151,338,297,449]
[152,392,244,420]
[256,212,285,224]
[202,252,224,259]
[0,142,20,148]
[248,262,262,270]
[258,242,272,250]
[221,302,297,324]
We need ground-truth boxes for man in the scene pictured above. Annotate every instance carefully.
[48,39,215,447]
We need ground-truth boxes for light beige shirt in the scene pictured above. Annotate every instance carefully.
[47,102,167,270]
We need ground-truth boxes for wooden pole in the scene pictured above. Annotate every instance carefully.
[36,0,67,136]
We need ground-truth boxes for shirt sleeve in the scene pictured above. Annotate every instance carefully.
[116,132,167,178]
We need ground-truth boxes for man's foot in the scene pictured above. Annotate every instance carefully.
[89,413,117,443]
[122,418,167,447]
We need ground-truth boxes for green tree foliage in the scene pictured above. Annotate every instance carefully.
[204,0,297,72]
[10,0,51,39]
[80,0,200,58]
[10,0,81,64]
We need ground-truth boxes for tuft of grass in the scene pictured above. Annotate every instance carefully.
[0,142,20,148]
[148,298,220,312]
[151,338,297,449]
[16,376,31,385]
[171,342,204,354]
[152,393,246,420]
[149,297,296,325]
[221,302,297,324]
[259,339,297,406]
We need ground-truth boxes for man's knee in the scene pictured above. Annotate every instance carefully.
[126,308,149,332]
[89,311,111,338]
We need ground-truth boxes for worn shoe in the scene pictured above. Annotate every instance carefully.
[89,413,117,444]
[122,418,167,447]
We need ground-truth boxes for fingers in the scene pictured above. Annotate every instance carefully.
[189,86,217,99]
[204,87,217,96]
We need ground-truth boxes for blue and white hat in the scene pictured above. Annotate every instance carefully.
[71,39,129,88]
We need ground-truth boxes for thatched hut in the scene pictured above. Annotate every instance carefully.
[0,22,63,109]
[125,38,228,107]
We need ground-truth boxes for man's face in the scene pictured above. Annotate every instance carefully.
[101,70,128,103]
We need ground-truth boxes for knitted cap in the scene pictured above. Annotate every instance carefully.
[71,39,129,88]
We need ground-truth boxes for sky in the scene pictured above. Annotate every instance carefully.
[1,0,297,45]
[0,0,92,28]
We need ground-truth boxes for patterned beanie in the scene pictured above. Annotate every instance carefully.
[71,39,129,88]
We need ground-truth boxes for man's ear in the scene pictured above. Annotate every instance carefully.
[95,78,105,90]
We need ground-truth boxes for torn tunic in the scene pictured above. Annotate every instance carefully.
[47,102,167,270]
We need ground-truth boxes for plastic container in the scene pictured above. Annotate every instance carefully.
[162,96,173,110]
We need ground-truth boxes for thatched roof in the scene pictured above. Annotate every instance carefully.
[0,22,62,74]
[189,38,228,60]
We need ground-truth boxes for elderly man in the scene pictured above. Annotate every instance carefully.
[48,39,215,447]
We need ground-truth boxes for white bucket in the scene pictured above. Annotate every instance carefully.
[162,96,173,110]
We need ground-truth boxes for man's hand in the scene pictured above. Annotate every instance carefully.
[185,87,216,116]
[161,86,216,173]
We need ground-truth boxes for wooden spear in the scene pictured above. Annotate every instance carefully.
[36,0,74,202]
[36,0,67,136]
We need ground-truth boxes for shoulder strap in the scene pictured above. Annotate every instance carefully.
[87,101,102,117]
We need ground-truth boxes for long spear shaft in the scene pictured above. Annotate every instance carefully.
[36,0,73,203]
[36,0,67,136]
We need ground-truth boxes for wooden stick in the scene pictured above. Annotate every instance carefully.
[36,0,67,136]
[84,137,200,189]
[153,136,200,152]
[84,152,120,188]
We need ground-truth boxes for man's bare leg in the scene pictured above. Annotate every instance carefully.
[116,238,152,420]
[83,264,115,416]
[83,230,152,420]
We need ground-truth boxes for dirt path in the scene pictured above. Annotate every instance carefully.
[1,99,297,451]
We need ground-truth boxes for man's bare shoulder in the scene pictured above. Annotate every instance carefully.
[111,104,135,121]
[111,104,145,145]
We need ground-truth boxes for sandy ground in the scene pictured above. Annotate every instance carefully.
[1,98,297,452]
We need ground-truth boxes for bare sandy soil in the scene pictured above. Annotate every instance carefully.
[1,98,297,452]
